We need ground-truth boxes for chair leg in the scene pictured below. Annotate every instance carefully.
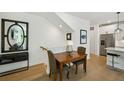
[54,72,58,81]
[75,64,78,74]
[49,72,53,80]
[49,71,51,78]
[49,71,57,81]
[67,71,69,80]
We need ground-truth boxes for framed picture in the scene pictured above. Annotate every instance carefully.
[80,29,87,44]
[66,33,72,40]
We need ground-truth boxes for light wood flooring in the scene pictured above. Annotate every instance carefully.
[0,54,124,81]
[0,63,46,81]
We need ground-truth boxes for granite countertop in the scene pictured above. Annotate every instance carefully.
[106,47,124,52]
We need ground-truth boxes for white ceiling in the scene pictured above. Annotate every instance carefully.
[67,12,124,25]
[28,12,124,26]
[28,12,74,32]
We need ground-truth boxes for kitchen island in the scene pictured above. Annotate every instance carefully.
[106,47,124,70]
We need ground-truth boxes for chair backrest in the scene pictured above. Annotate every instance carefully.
[77,46,86,54]
[47,50,57,74]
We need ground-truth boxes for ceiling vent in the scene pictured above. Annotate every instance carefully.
[90,27,94,30]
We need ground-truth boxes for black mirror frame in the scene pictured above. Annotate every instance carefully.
[1,19,29,53]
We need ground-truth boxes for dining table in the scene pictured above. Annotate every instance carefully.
[54,51,87,81]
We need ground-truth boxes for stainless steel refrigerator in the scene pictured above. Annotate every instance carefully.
[100,34,115,56]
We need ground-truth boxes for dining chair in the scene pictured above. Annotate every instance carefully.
[47,50,70,80]
[73,46,86,74]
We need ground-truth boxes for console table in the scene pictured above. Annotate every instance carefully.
[0,52,29,76]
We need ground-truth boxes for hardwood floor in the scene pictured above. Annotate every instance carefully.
[0,63,47,81]
[0,54,124,81]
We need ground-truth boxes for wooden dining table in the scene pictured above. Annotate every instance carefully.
[54,51,87,81]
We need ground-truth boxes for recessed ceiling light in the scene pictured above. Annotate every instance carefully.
[107,20,111,23]
[59,24,62,28]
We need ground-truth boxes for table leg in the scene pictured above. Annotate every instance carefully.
[83,57,87,72]
[54,65,58,81]
[75,63,78,74]
[60,63,63,81]
[54,72,58,81]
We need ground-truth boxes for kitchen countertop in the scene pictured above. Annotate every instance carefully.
[106,47,124,52]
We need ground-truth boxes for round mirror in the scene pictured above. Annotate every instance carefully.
[7,24,25,50]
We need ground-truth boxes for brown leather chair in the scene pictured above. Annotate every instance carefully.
[47,50,70,80]
[73,46,86,74]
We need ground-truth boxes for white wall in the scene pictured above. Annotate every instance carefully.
[56,13,90,58]
[0,12,90,74]
[0,12,66,73]
[90,25,100,55]
[90,29,95,54]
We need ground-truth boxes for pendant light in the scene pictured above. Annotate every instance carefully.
[114,12,123,33]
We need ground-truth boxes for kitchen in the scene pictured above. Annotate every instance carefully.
[91,12,124,71]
